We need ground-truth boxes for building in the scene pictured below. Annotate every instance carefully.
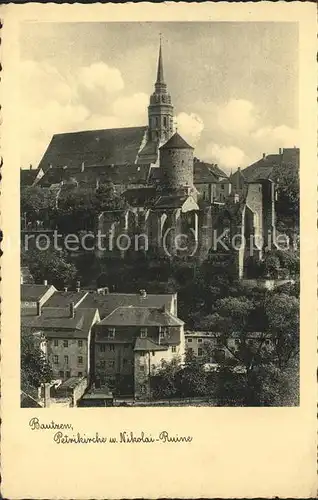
[20,166,44,187]
[21,302,100,381]
[22,40,280,278]
[78,288,178,319]
[34,41,229,195]
[185,330,273,365]
[93,304,185,399]
[231,147,299,199]
[21,283,56,308]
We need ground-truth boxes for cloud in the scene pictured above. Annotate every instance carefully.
[216,99,258,136]
[176,112,204,145]
[252,125,299,148]
[112,93,148,123]
[203,143,247,170]
[20,60,149,166]
[78,62,124,93]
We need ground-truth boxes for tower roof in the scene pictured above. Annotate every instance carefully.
[160,132,194,150]
[156,40,165,84]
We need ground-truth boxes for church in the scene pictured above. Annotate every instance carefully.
[24,41,278,278]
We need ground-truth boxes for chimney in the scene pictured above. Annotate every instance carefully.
[64,286,68,292]
[279,148,282,155]
[44,383,51,408]
[29,164,32,170]
[43,279,48,286]
[76,280,80,292]
[36,300,42,317]
[262,153,266,159]
[70,302,75,318]
[139,289,147,298]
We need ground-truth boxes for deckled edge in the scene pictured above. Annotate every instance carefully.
[0,14,3,499]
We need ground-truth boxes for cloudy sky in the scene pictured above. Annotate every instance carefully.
[20,22,298,172]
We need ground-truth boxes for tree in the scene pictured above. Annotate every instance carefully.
[150,357,182,399]
[21,186,56,224]
[21,330,52,392]
[179,349,207,397]
[273,162,299,230]
[25,249,77,288]
[264,293,299,369]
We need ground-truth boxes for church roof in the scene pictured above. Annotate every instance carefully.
[160,132,194,150]
[38,126,147,171]
[20,168,42,187]
[39,163,151,189]
[156,41,165,84]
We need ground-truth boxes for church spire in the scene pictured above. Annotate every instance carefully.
[147,35,174,145]
[156,36,164,84]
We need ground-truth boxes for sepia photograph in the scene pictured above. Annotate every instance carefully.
[19,21,300,408]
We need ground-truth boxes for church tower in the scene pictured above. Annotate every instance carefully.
[147,39,174,145]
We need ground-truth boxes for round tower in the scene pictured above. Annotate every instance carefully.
[159,132,194,192]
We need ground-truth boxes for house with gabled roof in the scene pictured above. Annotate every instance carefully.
[93,304,185,399]
[22,302,100,381]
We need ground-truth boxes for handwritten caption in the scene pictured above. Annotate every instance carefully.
[28,418,193,444]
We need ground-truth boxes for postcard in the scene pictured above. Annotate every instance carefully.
[1,2,317,498]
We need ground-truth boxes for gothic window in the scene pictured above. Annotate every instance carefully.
[155,117,159,127]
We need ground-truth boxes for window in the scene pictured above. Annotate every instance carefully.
[53,355,58,364]
[159,327,168,339]
[78,356,83,364]
[100,360,106,368]
[54,339,58,347]
[63,340,68,348]
[140,328,148,338]
[152,351,155,356]
[265,339,271,346]
[123,359,128,366]
[163,116,167,127]
[140,351,145,357]
[59,370,64,378]
[198,348,203,357]
[64,355,69,365]
[187,338,193,343]
[107,328,115,338]
[221,184,225,190]
[198,338,203,343]
[172,346,176,353]
[78,340,83,347]
[108,344,115,351]
[66,371,70,378]
[99,344,106,352]
[78,372,83,377]
[140,365,145,372]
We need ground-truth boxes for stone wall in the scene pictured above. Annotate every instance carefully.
[160,148,194,191]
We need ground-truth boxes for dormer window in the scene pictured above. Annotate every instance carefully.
[107,328,115,338]
[140,328,148,338]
